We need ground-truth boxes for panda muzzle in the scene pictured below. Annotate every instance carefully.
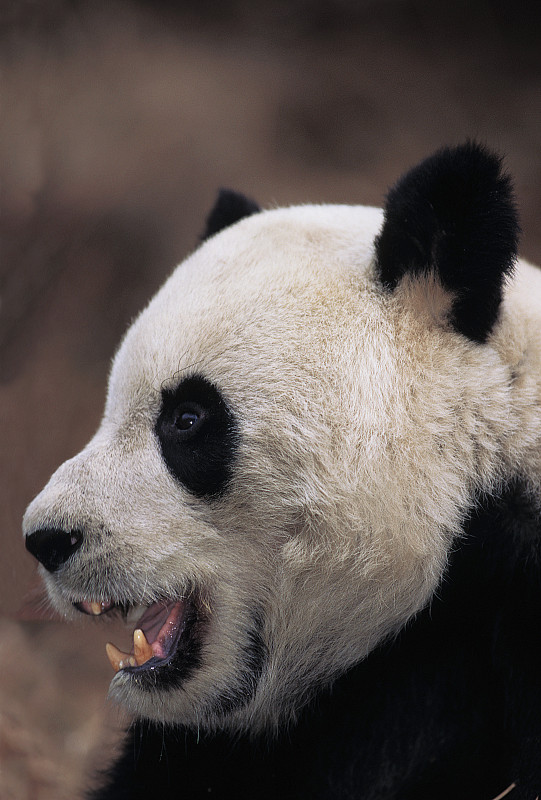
[76,598,187,672]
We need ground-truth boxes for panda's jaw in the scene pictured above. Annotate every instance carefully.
[75,596,201,682]
[111,599,188,673]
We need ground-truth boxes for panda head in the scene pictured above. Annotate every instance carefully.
[24,143,534,732]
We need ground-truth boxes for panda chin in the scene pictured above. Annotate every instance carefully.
[75,596,203,691]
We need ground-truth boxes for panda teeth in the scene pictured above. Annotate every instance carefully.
[106,642,136,672]
[105,629,154,672]
[133,628,154,665]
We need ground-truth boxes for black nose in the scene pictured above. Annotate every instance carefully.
[25,528,84,572]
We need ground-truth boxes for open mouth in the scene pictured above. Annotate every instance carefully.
[75,597,195,675]
[74,592,266,715]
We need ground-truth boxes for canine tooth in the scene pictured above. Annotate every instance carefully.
[90,601,103,615]
[133,629,153,666]
[106,642,133,673]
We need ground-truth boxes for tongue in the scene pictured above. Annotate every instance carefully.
[106,600,186,672]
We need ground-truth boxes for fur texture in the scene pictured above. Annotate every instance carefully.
[375,141,519,342]
[23,145,541,797]
[200,188,260,240]
[87,483,541,800]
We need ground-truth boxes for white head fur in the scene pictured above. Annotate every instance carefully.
[23,144,541,733]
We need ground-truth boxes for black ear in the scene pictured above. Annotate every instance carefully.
[374,142,520,342]
[201,189,261,240]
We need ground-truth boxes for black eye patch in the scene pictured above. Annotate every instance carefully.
[155,375,238,499]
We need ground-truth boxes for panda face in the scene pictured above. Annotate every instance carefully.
[24,144,533,731]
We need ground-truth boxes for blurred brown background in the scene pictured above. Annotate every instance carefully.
[1,0,541,796]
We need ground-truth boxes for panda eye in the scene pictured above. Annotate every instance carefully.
[173,405,205,436]
[155,375,238,499]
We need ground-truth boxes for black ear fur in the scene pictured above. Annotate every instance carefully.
[374,142,520,342]
[201,189,261,240]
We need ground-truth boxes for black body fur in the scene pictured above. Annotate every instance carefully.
[375,142,520,342]
[90,481,541,800]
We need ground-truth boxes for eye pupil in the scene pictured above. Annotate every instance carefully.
[175,409,200,431]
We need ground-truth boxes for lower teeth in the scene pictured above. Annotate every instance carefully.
[133,628,153,665]
[106,627,154,672]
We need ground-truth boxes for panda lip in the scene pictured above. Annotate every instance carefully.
[76,598,188,672]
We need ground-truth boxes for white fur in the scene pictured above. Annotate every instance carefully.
[23,204,541,732]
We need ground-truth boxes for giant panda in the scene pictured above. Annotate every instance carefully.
[23,142,541,799]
